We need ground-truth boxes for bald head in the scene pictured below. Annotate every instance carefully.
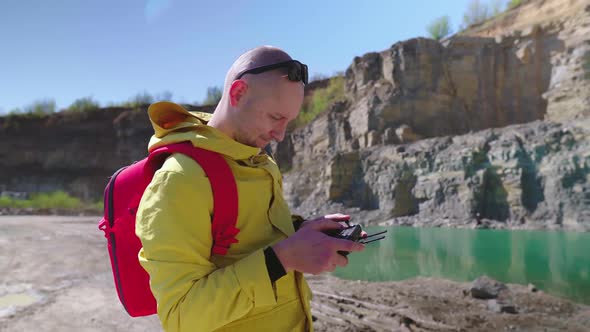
[209,46,305,148]
[223,46,293,94]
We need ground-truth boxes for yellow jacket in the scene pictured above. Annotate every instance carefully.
[136,102,313,332]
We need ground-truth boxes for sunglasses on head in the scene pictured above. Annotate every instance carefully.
[236,60,309,85]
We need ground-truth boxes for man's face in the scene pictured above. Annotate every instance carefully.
[234,80,304,148]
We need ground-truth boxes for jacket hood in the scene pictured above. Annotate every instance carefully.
[147,101,261,160]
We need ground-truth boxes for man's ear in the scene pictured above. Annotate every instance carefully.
[229,80,248,107]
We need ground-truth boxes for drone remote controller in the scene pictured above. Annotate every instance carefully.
[324,223,387,256]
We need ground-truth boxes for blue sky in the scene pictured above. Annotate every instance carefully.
[0,0,497,113]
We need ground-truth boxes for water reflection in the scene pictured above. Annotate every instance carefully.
[333,226,590,304]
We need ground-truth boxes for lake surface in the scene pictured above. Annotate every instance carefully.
[333,226,590,304]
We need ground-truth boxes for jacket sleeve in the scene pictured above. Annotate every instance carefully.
[136,168,277,332]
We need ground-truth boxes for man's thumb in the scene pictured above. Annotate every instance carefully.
[310,219,345,231]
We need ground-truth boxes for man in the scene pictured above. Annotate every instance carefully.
[136,46,365,332]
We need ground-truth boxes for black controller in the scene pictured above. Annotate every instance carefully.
[324,224,387,256]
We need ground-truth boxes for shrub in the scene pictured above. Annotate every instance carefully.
[66,97,100,113]
[507,0,523,9]
[30,191,81,209]
[202,86,222,106]
[119,91,155,108]
[0,196,15,208]
[8,108,23,115]
[91,200,104,211]
[427,16,453,40]
[10,99,57,118]
[0,191,81,209]
[2,100,54,121]
[27,99,56,115]
[462,0,490,28]
[460,0,507,29]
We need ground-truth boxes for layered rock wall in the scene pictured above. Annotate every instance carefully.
[0,105,213,200]
[277,0,590,230]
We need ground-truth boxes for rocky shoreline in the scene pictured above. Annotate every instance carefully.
[308,274,590,332]
[376,215,590,233]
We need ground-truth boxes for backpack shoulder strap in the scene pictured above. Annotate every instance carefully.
[147,142,239,256]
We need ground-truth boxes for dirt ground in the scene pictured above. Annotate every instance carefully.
[1,216,588,332]
[308,275,590,332]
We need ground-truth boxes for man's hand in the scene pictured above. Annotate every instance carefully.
[299,214,368,238]
[273,214,365,275]
[298,213,351,230]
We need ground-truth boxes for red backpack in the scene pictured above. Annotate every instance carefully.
[98,141,240,317]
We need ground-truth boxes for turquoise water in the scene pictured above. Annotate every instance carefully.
[333,226,590,304]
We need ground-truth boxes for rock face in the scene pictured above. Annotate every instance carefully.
[461,0,590,123]
[276,0,590,230]
[0,105,213,200]
[344,34,552,144]
[283,120,590,230]
[277,0,589,158]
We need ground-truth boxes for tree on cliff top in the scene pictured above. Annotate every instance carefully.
[202,86,222,106]
[11,99,56,116]
[427,16,453,40]
[461,0,504,29]
[66,97,100,113]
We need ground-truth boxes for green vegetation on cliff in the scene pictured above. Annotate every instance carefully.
[294,76,345,128]
[427,16,453,40]
[65,97,100,113]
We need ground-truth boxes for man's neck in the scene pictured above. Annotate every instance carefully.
[208,109,236,140]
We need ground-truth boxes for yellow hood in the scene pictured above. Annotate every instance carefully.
[147,101,261,160]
